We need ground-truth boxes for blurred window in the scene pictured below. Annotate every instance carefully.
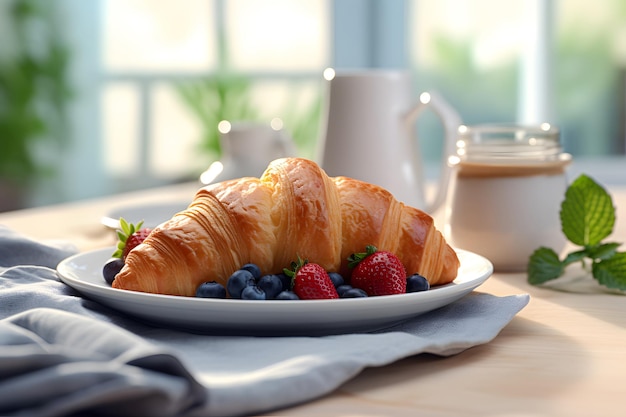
[71,0,626,202]
[101,0,329,190]
[103,0,217,72]
[410,0,626,160]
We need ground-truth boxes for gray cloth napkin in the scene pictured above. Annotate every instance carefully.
[0,225,530,417]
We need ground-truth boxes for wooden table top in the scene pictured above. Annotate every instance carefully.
[1,179,625,417]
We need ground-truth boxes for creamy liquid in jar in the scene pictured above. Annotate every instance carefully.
[445,124,571,272]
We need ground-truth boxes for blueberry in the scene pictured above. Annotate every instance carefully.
[240,263,262,280]
[196,281,227,298]
[328,272,344,288]
[241,286,266,300]
[227,269,256,298]
[275,291,299,300]
[407,273,430,293]
[276,272,292,291]
[103,258,124,285]
[341,288,368,298]
[336,284,353,297]
[258,274,283,299]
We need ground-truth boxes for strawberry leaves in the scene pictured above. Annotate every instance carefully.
[347,245,377,269]
[112,218,145,259]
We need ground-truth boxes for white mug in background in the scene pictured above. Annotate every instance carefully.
[200,119,297,185]
[317,68,462,213]
[445,123,572,272]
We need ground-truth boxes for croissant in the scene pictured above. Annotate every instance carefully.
[113,158,460,296]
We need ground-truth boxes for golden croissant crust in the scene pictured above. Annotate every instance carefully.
[113,158,460,296]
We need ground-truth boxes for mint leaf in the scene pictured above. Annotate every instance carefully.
[562,249,588,266]
[586,242,621,261]
[560,174,615,246]
[528,174,624,292]
[528,247,564,285]
[592,252,626,290]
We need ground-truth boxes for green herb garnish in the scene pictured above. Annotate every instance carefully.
[527,174,626,290]
[111,218,144,259]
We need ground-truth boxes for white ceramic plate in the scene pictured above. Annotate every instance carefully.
[101,201,189,230]
[57,248,493,336]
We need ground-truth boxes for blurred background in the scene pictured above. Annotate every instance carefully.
[1,0,625,212]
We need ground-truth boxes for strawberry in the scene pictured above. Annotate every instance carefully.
[348,245,406,296]
[284,258,339,300]
[112,218,152,260]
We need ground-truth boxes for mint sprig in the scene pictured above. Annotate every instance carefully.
[527,174,626,290]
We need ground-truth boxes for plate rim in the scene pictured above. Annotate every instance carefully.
[56,247,493,334]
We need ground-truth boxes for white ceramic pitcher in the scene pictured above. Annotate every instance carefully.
[317,69,462,213]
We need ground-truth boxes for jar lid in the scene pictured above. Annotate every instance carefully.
[456,123,564,162]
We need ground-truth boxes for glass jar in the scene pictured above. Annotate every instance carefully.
[445,123,572,272]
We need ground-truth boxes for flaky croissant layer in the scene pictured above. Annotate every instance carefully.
[113,158,460,296]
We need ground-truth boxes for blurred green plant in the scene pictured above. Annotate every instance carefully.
[414,34,517,126]
[554,27,618,156]
[414,2,626,159]
[175,74,323,163]
[0,0,71,189]
[175,73,260,162]
[277,84,323,159]
[173,4,322,166]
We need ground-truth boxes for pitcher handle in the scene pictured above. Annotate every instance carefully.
[404,91,462,214]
